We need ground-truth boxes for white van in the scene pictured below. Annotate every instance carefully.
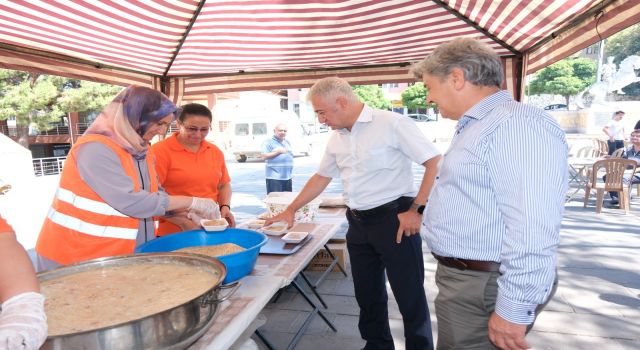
[228,111,312,162]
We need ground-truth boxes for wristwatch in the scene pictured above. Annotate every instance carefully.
[410,202,426,214]
[219,204,231,211]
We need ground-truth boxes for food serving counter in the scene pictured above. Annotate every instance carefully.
[187,206,348,350]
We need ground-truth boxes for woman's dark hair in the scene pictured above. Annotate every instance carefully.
[179,103,212,122]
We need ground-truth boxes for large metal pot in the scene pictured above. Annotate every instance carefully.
[38,253,238,350]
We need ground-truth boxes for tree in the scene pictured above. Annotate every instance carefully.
[352,85,391,110]
[604,22,640,95]
[528,58,596,106]
[0,69,121,147]
[401,83,427,112]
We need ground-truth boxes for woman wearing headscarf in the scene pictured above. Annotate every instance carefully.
[35,86,218,271]
[0,215,47,350]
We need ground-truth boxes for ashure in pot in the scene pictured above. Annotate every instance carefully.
[38,252,237,350]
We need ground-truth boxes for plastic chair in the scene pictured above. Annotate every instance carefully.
[592,139,609,157]
[611,148,625,158]
[583,159,637,214]
[575,146,598,158]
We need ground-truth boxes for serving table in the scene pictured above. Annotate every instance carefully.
[188,207,348,350]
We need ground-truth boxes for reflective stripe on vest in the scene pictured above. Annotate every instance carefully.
[46,207,138,240]
[55,187,128,218]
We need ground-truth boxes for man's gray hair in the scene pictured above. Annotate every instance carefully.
[307,77,359,103]
[410,38,503,87]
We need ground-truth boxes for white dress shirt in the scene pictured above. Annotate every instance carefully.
[317,105,440,210]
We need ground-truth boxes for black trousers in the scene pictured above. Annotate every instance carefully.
[265,178,292,194]
[346,197,434,350]
[607,140,624,155]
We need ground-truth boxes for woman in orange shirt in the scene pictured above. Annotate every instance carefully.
[153,103,235,235]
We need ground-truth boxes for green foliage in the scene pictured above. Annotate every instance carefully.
[352,85,392,110]
[401,83,427,110]
[0,68,121,130]
[604,22,640,65]
[528,58,596,105]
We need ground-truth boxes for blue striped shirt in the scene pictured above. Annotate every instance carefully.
[262,136,294,180]
[423,90,568,324]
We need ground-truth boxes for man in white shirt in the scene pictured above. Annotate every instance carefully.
[265,77,441,350]
[603,110,626,155]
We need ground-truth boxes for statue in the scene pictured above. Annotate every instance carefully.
[600,56,617,90]
[577,55,640,107]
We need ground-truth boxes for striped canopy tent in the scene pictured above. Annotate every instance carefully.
[1,0,639,104]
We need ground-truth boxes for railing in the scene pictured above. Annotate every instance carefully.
[37,125,69,135]
[0,125,70,136]
[76,122,90,135]
[33,157,66,177]
[0,125,18,137]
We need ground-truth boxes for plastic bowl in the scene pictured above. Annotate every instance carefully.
[200,218,228,232]
[135,228,267,283]
[264,192,321,222]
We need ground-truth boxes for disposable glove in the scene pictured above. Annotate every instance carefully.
[189,197,220,219]
[0,292,47,350]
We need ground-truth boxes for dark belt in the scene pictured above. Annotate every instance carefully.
[432,253,501,272]
[348,196,412,221]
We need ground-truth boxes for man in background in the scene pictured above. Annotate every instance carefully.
[261,123,294,193]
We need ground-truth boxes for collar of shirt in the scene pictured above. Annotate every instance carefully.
[454,90,512,136]
[166,132,210,153]
[337,104,373,135]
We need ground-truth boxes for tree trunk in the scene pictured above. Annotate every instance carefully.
[15,125,30,149]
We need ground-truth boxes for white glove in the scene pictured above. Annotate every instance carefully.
[0,292,47,350]
[186,210,205,225]
[189,197,220,220]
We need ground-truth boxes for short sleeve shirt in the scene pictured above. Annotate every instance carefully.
[317,105,440,210]
[261,137,294,180]
[152,133,231,199]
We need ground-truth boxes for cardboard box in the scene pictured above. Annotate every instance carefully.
[307,243,348,272]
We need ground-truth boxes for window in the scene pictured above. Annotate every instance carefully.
[253,122,267,136]
[234,123,249,136]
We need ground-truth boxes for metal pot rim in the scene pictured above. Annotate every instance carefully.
[38,252,227,338]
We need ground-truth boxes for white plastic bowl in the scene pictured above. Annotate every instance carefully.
[200,218,228,232]
[261,222,288,236]
[281,231,308,244]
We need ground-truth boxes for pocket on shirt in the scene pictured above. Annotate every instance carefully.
[362,147,393,171]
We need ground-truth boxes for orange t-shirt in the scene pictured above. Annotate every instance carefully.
[0,215,14,234]
[152,133,231,235]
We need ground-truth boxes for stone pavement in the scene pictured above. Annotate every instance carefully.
[251,197,640,350]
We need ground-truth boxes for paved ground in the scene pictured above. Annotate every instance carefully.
[251,196,640,350]
[2,136,639,349]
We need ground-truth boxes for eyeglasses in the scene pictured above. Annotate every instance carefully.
[182,125,211,133]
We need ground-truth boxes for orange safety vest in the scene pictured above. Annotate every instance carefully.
[0,215,13,233]
[36,134,159,265]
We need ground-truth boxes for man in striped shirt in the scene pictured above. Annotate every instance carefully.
[411,38,568,350]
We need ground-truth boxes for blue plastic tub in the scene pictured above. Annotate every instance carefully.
[135,228,267,284]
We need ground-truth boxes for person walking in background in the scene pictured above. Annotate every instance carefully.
[603,110,626,155]
[266,77,440,350]
[35,86,219,271]
[261,123,294,194]
[411,38,567,350]
[0,215,47,350]
[152,103,235,235]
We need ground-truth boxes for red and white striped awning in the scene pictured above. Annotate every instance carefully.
[0,0,638,99]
